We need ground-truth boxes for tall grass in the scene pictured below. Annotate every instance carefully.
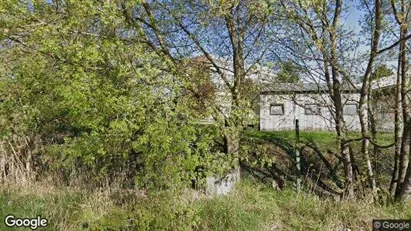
[196,180,411,230]
[1,180,410,230]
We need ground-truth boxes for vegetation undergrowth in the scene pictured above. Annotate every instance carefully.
[1,179,410,231]
[245,130,394,147]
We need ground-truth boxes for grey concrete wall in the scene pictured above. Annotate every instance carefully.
[205,169,240,196]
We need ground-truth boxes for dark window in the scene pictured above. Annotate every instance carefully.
[305,104,320,115]
[343,104,358,115]
[270,104,284,115]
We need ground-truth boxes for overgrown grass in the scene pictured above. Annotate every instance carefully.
[0,130,396,230]
[196,180,411,230]
[0,184,87,230]
[1,180,410,230]
[0,129,400,231]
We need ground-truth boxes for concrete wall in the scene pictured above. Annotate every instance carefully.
[260,93,361,131]
[206,169,240,196]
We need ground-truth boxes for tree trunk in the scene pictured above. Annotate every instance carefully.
[396,119,411,201]
[364,139,376,190]
[360,94,376,191]
[335,95,354,199]
[358,0,381,193]
[369,95,379,187]
[341,139,355,199]
[390,52,403,196]
[398,168,411,201]
[0,141,5,183]
[395,22,409,198]
[225,132,241,182]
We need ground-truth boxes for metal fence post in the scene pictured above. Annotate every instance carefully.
[295,119,301,192]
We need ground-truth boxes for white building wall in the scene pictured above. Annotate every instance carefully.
[260,93,361,131]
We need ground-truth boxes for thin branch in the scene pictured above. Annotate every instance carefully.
[377,33,411,54]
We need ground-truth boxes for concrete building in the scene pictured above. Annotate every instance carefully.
[259,83,361,131]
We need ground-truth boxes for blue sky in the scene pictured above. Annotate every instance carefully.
[346,1,362,32]
[343,0,399,73]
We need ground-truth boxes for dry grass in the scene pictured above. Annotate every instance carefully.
[195,180,411,231]
[0,179,410,230]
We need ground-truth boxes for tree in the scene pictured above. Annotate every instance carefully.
[389,0,411,201]
[371,65,394,80]
[276,61,301,83]
[357,0,383,194]
[278,0,358,199]
[277,0,411,200]
[276,0,411,201]
[0,0,219,189]
[118,0,278,182]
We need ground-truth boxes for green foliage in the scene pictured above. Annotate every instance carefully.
[371,64,394,80]
[245,130,394,146]
[1,181,411,230]
[245,130,339,146]
[276,61,302,83]
[84,191,199,231]
[0,187,86,230]
[130,192,199,231]
[196,181,279,231]
[0,0,222,189]
[0,186,199,231]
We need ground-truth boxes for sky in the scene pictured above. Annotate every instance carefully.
[346,1,362,32]
[343,0,399,75]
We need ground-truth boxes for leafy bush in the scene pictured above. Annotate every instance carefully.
[0,1,223,190]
